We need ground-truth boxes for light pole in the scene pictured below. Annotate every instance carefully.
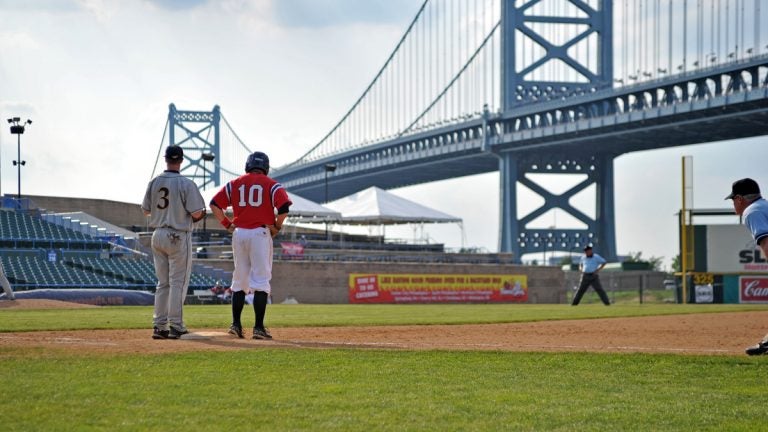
[7,117,31,208]
[201,152,215,234]
[323,163,337,240]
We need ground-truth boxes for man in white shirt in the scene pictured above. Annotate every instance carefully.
[572,245,610,306]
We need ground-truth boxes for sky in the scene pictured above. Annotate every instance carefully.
[0,0,765,269]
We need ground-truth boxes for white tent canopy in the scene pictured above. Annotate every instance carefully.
[200,188,340,221]
[286,193,342,221]
[326,186,462,225]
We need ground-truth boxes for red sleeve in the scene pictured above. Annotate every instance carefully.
[273,187,292,210]
[211,183,232,209]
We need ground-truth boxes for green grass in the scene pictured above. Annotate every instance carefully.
[2,347,767,431]
[568,287,678,304]
[4,304,768,431]
[2,303,768,332]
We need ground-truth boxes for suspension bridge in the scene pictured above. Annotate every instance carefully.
[153,0,768,262]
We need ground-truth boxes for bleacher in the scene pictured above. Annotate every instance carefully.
[0,209,103,249]
[1,208,230,291]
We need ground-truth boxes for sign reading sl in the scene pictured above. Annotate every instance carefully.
[349,273,528,304]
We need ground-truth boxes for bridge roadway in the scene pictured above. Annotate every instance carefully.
[274,55,768,203]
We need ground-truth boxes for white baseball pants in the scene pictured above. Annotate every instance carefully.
[231,227,273,294]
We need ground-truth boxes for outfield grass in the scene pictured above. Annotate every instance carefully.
[2,347,768,431]
[2,303,767,332]
[3,304,768,431]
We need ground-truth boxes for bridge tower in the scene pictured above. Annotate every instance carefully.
[167,103,221,190]
[498,0,616,261]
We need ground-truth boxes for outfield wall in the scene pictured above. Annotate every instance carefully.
[202,259,565,304]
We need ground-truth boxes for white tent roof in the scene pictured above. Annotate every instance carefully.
[286,193,342,221]
[326,186,462,225]
[200,188,340,221]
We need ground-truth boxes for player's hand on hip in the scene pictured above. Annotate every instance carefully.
[268,224,280,238]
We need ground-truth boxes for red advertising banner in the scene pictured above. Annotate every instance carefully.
[740,276,768,303]
[279,242,304,259]
[349,273,528,303]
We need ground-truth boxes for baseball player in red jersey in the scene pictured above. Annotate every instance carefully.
[209,151,292,340]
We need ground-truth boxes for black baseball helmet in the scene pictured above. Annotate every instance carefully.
[245,151,270,174]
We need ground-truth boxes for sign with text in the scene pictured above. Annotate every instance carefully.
[740,276,768,303]
[706,225,768,272]
[694,284,713,303]
[279,242,304,259]
[348,273,528,303]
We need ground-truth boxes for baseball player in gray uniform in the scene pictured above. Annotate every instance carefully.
[0,261,15,300]
[142,145,206,340]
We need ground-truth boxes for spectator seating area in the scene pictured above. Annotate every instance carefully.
[1,208,230,291]
[0,209,103,249]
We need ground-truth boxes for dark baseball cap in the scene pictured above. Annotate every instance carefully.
[164,145,183,161]
[583,245,593,251]
[725,178,760,200]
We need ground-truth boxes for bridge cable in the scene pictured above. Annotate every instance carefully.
[286,0,431,167]
[397,20,500,138]
[149,118,169,182]
[219,113,253,153]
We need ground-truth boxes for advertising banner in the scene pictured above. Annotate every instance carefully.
[694,284,713,303]
[706,225,768,272]
[739,276,768,303]
[279,242,304,259]
[348,273,528,303]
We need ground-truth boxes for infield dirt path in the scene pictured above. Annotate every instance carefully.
[2,302,767,356]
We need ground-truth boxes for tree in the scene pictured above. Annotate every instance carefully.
[624,251,664,271]
[671,254,681,272]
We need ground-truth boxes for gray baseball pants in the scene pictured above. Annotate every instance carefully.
[151,227,192,331]
[0,261,15,300]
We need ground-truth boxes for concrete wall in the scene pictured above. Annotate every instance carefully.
[203,259,565,304]
[24,195,148,230]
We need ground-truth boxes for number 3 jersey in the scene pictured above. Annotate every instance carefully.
[210,172,292,229]
[142,170,206,232]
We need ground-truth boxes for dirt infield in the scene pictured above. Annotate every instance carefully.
[1,300,767,356]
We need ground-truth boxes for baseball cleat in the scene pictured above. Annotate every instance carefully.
[252,327,272,340]
[152,327,169,340]
[168,327,189,339]
[746,341,768,356]
[228,324,244,339]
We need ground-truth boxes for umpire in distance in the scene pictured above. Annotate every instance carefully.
[571,245,611,306]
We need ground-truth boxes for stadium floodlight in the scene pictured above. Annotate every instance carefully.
[7,117,32,206]
[201,152,216,234]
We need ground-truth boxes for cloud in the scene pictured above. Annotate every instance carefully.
[0,101,37,117]
[0,31,41,51]
[272,0,421,28]
[0,0,79,11]
[143,0,208,11]
[75,0,114,21]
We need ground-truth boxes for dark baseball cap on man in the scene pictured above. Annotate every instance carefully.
[164,145,184,161]
[725,178,761,200]
[583,245,593,251]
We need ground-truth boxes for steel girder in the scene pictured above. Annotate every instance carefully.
[167,103,221,190]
